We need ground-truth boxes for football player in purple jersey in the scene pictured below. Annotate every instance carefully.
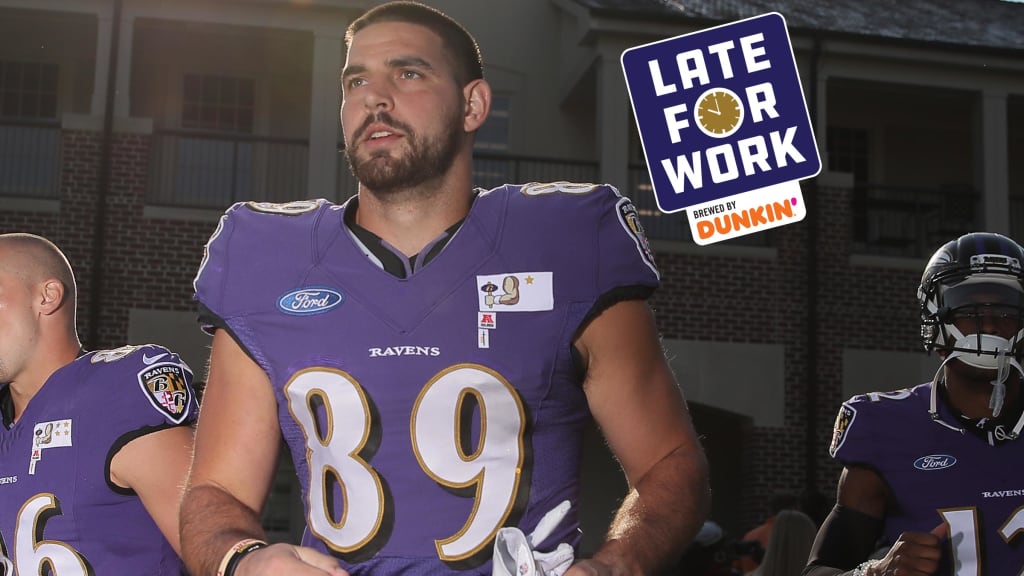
[179,2,710,576]
[804,232,1024,576]
[0,233,198,574]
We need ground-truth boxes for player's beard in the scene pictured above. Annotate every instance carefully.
[346,110,463,198]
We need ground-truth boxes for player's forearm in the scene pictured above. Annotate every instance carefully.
[591,445,710,574]
[179,483,268,576]
[802,504,883,576]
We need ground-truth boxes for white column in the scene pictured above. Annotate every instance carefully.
[596,47,629,191]
[979,90,1009,235]
[307,31,343,200]
[89,1,134,118]
[91,9,113,116]
[113,11,135,118]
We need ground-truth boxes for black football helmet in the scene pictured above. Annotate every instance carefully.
[919,232,1024,420]
[919,232,1024,362]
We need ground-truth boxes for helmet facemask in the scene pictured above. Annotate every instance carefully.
[936,277,1024,366]
[922,272,1024,416]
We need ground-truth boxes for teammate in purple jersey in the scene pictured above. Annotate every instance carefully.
[179,2,710,576]
[0,233,198,575]
[805,232,1024,576]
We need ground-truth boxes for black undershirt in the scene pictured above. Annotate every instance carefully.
[343,196,467,280]
[0,384,14,429]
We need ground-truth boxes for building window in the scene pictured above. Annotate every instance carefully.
[475,93,509,152]
[826,126,869,183]
[0,60,58,120]
[182,74,254,134]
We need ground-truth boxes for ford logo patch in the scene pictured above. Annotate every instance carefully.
[277,287,344,316]
[913,454,957,471]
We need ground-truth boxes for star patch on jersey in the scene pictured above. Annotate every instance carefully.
[477,272,553,312]
[829,404,856,457]
[138,362,192,424]
[616,197,659,278]
[29,419,72,475]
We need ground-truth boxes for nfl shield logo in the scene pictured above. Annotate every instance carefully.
[138,362,192,424]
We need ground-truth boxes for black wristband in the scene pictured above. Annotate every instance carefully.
[217,539,268,576]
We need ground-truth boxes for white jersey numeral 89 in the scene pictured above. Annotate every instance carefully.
[285,364,526,562]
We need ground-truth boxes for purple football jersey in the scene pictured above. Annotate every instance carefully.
[0,344,197,575]
[829,383,1024,574]
[194,183,660,574]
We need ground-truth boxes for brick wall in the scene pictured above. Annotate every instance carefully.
[0,128,216,351]
[652,182,927,532]
[652,213,811,531]
[93,131,215,348]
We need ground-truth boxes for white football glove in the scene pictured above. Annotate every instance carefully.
[492,500,576,576]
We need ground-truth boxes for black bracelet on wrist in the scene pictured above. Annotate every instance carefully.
[217,539,268,576]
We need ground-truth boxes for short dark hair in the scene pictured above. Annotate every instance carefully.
[0,232,77,310]
[345,1,484,85]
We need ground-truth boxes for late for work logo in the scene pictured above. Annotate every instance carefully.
[621,12,821,245]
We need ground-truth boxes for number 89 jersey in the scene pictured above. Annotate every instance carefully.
[194,183,660,574]
[829,383,1024,575]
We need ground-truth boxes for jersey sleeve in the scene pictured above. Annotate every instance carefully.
[82,344,197,496]
[828,395,880,467]
[99,344,199,429]
[193,204,237,334]
[508,182,660,297]
[193,199,330,334]
[595,185,661,295]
